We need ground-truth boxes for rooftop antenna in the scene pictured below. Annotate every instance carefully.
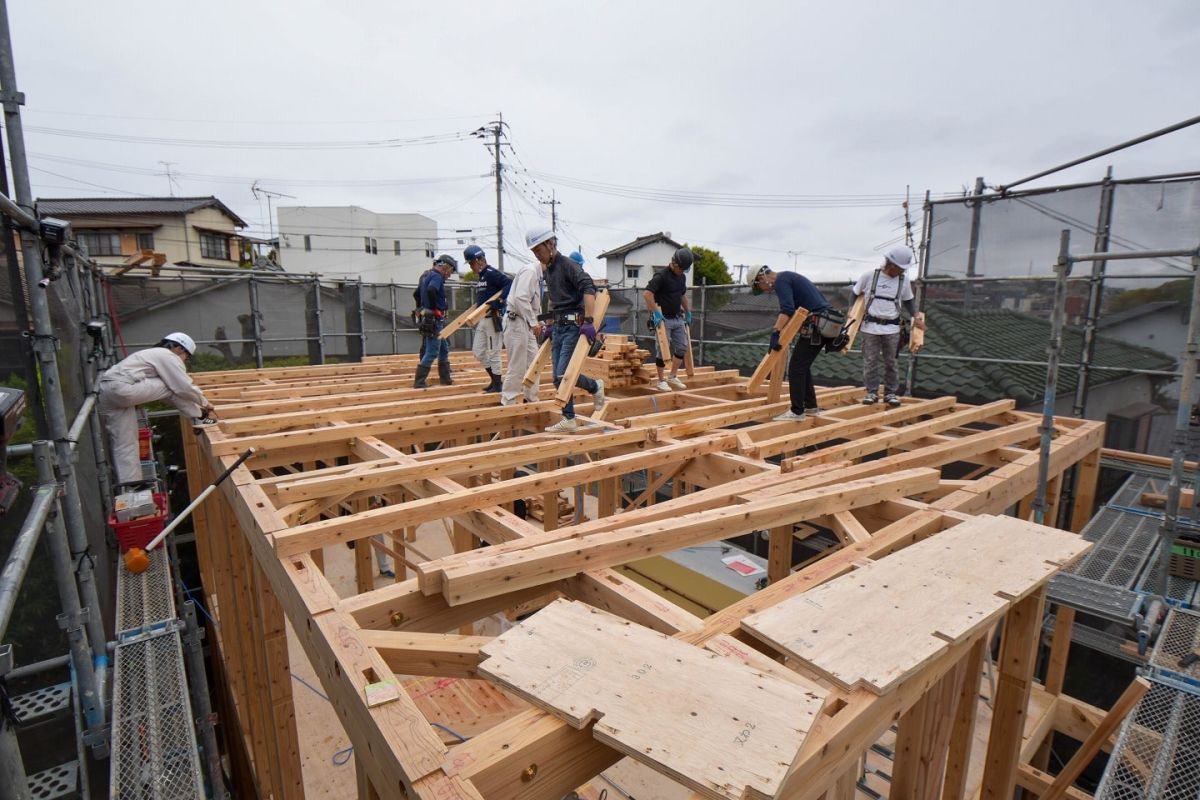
[251,181,297,243]
[158,161,179,197]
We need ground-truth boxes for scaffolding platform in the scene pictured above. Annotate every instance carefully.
[1094,674,1200,799]
[109,547,204,800]
[1049,474,1199,627]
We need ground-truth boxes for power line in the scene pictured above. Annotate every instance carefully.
[18,124,478,150]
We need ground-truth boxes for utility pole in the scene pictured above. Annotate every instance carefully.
[541,190,560,232]
[963,176,985,309]
[493,113,504,271]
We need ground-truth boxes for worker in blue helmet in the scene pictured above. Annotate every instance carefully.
[463,245,512,393]
[568,251,585,267]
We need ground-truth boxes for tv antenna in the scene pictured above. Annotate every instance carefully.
[251,181,297,243]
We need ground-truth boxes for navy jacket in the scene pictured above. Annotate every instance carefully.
[775,271,831,317]
[418,269,448,312]
[475,265,513,314]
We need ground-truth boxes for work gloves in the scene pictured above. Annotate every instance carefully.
[651,309,664,328]
[580,322,598,343]
[769,330,782,352]
[684,310,693,325]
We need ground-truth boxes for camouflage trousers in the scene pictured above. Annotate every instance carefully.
[862,331,900,396]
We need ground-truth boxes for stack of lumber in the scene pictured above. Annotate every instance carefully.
[526,491,576,526]
[582,335,651,388]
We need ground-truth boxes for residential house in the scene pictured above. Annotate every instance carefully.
[277,206,437,285]
[598,232,686,288]
[36,196,249,269]
[1097,301,1188,398]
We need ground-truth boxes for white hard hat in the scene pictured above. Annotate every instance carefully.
[884,244,914,268]
[525,226,556,249]
[163,332,196,355]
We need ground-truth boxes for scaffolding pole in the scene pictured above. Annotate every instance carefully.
[0,0,107,738]
[1033,230,1073,525]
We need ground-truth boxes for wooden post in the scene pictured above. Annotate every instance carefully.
[439,289,503,340]
[683,322,696,376]
[747,307,808,392]
[1045,606,1075,696]
[891,652,969,799]
[768,525,791,584]
[838,293,866,355]
[1069,446,1101,533]
[940,638,985,800]
[979,588,1046,799]
[554,290,611,406]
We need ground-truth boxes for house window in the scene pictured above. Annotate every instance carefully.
[425,243,435,258]
[364,237,378,254]
[626,268,640,281]
[393,240,401,255]
[77,232,121,256]
[136,232,154,251]
[200,232,231,260]
[371,238,378,255]
[304,234,312,252]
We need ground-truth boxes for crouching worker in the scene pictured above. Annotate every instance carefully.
[98,332,214,488]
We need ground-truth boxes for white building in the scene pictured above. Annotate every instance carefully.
[278,206,437,284]
[598,232,688,288]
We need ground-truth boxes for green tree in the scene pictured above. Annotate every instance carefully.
[1108,278,1193,313]
[685,244,733,285]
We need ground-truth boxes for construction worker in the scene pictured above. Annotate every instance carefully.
[464,245,512,393]
[644,247,694,391]
[98,332,214,487]
[751,266,836,422]
[413,254,457,388]
[851,244,924,407]
[500,255,545,406]
[527,226,605,433]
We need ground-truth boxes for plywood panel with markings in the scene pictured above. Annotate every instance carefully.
[742,514,1090,694]
[478,599,827,800]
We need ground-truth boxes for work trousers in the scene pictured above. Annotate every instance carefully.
[501,317,539,405]
[551,321,598,420]
[418,321,450,368]
[786,335,826,414]
[472,316,503,373]
[656,316,689,361]
[98,376,186,484]
[862,331,901,396]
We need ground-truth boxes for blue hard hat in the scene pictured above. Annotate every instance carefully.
[463,244,486,262]
[568,251,585,266]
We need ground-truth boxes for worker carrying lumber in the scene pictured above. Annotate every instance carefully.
[98,332,214,488]
[500,254,546,406]
[751,266,839,422]
[527,226,606,433]
[413,254,457,388]
[643,247,694,392]
[851,244,924,407]
[463,244,512,393]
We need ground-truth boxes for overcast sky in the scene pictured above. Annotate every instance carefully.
[8,1,1200,281]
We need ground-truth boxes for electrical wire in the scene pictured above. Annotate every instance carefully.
[19,123,478,150]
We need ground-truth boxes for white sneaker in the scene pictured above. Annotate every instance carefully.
[885,394,901,408]
[545,417,578,433]
[655,380,670,392]
[773,410,807,422]
[666,376,687,390]
[593,378,606,410]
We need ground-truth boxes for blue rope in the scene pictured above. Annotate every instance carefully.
[181,584,218,629]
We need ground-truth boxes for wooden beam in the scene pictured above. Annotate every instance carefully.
[747,307,808,392]
[358,631,489,678]
[554,289,611,406]
[1045,605,1075,696]
[940,638,985,800]
[890,653,968,799]
[438,289,503,340]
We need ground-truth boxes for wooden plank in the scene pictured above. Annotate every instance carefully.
[837,293,866,355]
[477,600,827,800]
[359,630,489,678]
[524,338,553,388]
[1045,605,1075,696]
[940,638,985,800]
[433,468,940,606]
[439,289,503,340]
[743,515,1088,694]
[683,322,696,377]
[747,307,808,392]
[1040,677,1150,800]
[554,290,611,406]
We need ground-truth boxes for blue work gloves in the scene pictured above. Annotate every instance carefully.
[684,310,693,325]
[769,330,782,352]
[579,322,598,343]
[651,309,664,328]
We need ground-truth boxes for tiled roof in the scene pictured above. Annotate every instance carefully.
[36,196,248,227]
[597,232,683,259]
[705,303,1177,405]
[1097,300,1180,329]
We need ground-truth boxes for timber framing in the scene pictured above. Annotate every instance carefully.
[182,353,1112,800]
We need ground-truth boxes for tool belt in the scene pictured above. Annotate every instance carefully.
[414,309,438,335]
[802,308,847,340]
[864,314,901,326]
[541,311,585,326]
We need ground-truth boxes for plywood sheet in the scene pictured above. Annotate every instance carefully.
[742,514,1090,694]
[478,599,827,800]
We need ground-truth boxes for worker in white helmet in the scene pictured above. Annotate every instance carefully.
[851,244,925,407]
[98,332,214,487]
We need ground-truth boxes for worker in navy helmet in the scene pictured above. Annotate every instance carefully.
[463,244,512,393]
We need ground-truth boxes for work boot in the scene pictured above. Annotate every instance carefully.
[484,369,502,393]
[413,364,431,389]
[862,393,878,405]
[885,393,901,408]
[438,362,454,386]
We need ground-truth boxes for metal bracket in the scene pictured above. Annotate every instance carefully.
[56,607,93,631]
[0,89,26,109]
